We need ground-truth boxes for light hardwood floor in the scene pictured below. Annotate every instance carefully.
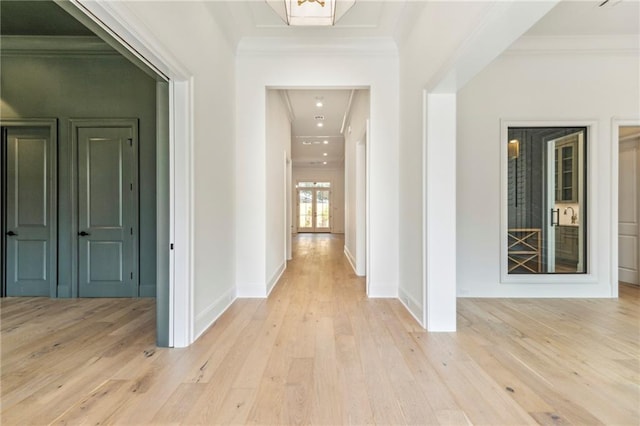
[1,234,639,425]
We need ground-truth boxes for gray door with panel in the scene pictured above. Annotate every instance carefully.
[4,126,56,296]
[76,124,138,297]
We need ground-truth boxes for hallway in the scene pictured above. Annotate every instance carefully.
[1,234,639,424]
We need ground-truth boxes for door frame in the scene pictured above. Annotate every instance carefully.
[618,136,640,285]
[0,119,58,298]
[69,118,139,298]
[612,118,640,297]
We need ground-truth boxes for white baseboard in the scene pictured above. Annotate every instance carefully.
[344,245,365,276]
[398,287,424,328]
[344,245,357,274]
[193,286,236,340]
[267,261,286,296]
[619,268,638,286]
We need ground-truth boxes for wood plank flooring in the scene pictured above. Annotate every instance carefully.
[1,233,639,425]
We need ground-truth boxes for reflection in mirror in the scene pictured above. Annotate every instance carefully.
[507,127,586,274]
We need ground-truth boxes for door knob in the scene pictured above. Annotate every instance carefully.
[6,231,17,236]
[78,231,90,236]
[550,208,560,227]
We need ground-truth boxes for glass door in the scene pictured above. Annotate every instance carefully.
[297,182,331,233]
[298,189,314,232]
[315,189,331,232]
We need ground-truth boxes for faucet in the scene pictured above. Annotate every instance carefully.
[563,206,578,224]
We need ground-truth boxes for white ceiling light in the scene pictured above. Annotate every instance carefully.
[317,122,323,127]
[323,140,329,144]
[266,0,356,26]
[323,161,327,165]
[323,152,328,156]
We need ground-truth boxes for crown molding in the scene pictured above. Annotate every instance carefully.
[237,36,398,56]
[506,34,640,56]
[0,35,117,57]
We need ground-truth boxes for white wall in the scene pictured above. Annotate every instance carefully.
[116,1,237,337]
[344,90,369,275]
[266,90,291,294]
[292,166,345,234]
[236,39,399,298]
[457,39,640,297]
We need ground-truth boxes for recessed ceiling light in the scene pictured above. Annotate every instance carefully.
[323,152,328,156]
[316,101,323,108]
[302,141,312,145]
[323,140,329,144]
[317,122,323,127]
[323,161,327,165]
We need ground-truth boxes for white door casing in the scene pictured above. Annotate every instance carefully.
[619,137,640,285]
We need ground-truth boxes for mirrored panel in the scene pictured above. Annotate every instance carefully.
[507,127,587,274]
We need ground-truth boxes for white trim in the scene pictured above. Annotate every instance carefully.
[421,90,428,329]
[286,155,293,260]
[355,137,367,277]
[193,286,236,341]
[612,118,640,297]
[344,245,360,276]
[267,261,286,296]
[237,37,398,56]
[500,120,599,286]
[0,35,116,56]
[365,119,371,295]
[506,35,640,56]
[399,287,424,328]
[171,79,195,348]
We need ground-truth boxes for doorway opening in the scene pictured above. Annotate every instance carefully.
[267,87,370,289]
[0,0,177,346]
[618,125,640,288]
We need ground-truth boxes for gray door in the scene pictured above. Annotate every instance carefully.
[5,126,56,296]
[77,126,138,297]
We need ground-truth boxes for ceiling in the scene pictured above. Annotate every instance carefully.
[525,0,640,36]
[286,89,354,168]
[205,1,420,46]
